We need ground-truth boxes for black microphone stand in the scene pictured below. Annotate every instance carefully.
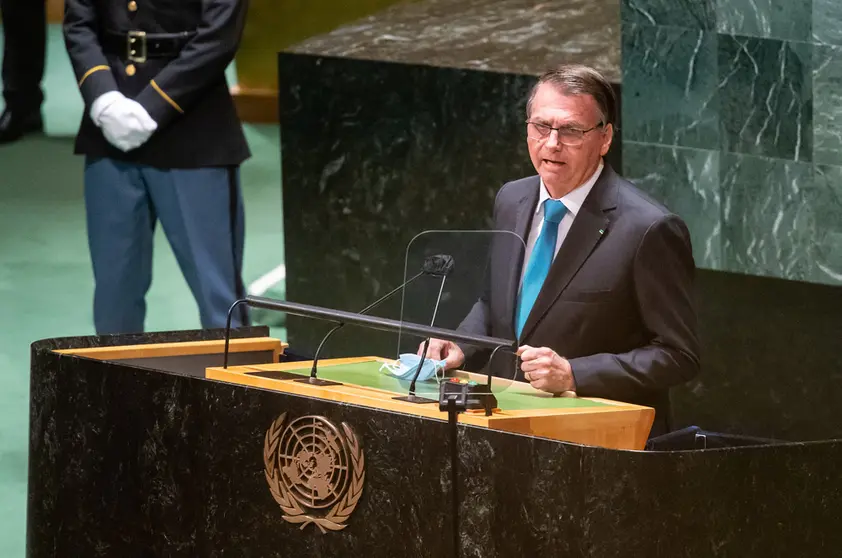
[436,344,506,558]
[393,270,449,404]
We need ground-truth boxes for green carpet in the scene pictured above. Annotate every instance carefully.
[0,25,285,557]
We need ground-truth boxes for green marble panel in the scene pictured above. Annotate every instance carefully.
[718,36,812,162]
[620,0,842,289]
[812,166,842,284]
[623,141,721,269]
[721,154,841,285]
[813,44,842,166]
[620,0,715,29]
[813,0,842,46]
[716,0,811,42]
[621,24,719,149]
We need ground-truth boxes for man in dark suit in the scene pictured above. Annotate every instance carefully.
[0,0,46,143]
[63,0,250,334]
[426,65,699,435]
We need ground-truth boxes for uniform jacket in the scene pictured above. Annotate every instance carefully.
[63,0,250,168]
[459,164,700,435]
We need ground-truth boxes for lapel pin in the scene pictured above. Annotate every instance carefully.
[599,229,605,235]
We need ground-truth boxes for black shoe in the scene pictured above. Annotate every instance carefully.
[0,107,44,144]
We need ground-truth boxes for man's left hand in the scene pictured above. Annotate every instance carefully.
[517,345,576,393]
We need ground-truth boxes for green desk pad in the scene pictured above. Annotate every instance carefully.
[260,360,609,411]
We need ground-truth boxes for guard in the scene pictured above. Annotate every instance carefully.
[0,0,46,143]
[63,0,251,334]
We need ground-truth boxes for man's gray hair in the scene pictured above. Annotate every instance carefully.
[526,65,617,126]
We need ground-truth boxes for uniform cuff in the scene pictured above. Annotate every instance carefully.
[79,66,118,107]
[135,80,184,129]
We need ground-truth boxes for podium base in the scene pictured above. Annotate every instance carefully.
[293,377,343,387]
[393,394,438,404]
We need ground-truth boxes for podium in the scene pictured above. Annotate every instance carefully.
[206,358,654,451]
[27,326,842,557]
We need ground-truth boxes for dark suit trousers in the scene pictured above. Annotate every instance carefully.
[1,0,46,109]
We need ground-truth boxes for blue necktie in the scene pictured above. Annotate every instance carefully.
[516,199,567,338]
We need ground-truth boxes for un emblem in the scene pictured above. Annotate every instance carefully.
[263,413,365,533]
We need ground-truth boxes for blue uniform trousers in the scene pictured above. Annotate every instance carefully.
[84,157,248,334]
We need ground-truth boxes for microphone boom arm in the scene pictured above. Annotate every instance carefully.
[222,296,514,368]
[307,270,426,380]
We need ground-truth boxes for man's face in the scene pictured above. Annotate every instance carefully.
[526,83,613,198]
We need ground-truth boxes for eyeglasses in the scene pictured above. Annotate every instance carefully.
[525,120,604,146]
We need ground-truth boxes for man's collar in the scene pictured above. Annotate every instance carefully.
[537,160,604,217]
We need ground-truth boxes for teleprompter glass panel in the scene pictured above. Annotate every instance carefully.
[386,230,526,407]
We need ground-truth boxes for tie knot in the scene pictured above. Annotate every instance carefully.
[543,199,567,224]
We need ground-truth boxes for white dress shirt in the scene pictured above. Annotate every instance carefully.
[519,161,604,287]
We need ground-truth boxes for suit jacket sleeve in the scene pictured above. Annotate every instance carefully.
[457,278,493,368]
[134,0,248,131]
[64,0,119,105]
[568,214,700,400]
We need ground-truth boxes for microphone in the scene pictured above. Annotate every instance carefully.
[297,254,454,386]
[423,254,454,277]
[394,256,455,404]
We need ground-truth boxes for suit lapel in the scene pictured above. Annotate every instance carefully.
[501,178,539,339]
[518,165,619,342]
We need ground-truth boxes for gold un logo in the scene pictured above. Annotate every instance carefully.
[263,413,365,533]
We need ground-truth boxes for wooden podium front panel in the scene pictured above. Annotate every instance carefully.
[206,357,655,450]
[54,337,287,377]
[54,337,285,360]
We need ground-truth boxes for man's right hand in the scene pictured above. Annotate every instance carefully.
[418,338,465,370]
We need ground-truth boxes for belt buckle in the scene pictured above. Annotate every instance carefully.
[127,30,147,63]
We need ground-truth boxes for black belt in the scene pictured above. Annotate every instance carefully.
[102,30,195,62]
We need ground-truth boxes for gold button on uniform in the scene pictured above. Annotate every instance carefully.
[128,1,137,12]
[126,64,136,76]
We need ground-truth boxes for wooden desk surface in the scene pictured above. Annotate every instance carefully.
[207,356,654,450]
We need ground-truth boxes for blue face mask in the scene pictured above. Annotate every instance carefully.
[380,353,447,383]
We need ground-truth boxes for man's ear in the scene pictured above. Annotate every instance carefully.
[600,123,614,156]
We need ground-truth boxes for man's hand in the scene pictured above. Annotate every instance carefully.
[90,91,158,152]
[517,345,576,393]
[418,338,465,370]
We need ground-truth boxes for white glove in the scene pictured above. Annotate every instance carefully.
[90,91,158,152]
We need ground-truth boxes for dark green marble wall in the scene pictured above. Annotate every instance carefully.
[621,0,842,286]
